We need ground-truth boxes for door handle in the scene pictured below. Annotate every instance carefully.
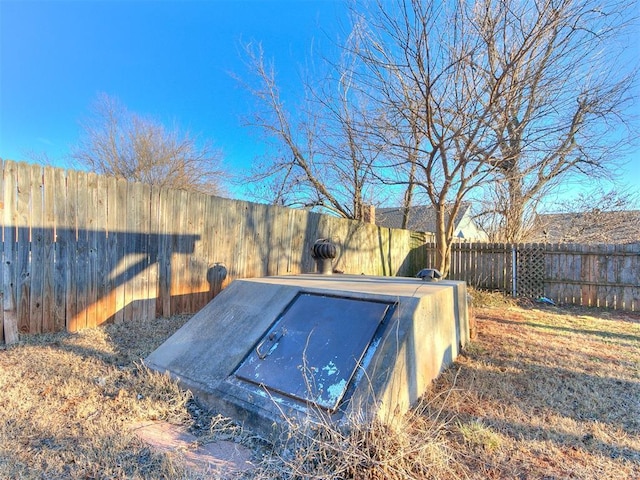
[256,328,287,359]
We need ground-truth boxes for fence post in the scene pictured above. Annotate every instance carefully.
[2,160,19,345]
[511,244,517,298]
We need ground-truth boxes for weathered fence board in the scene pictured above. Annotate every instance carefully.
[148,185,161,319]
[0,158,4,343]
[53,168,68,332]
[157,186,171,318]
[114,177,128,324]
[66,170,79,331]
[76,170,90,331]
[124,180,140,324]
[65,171,80,332]
[94,174,108,325]
[29,164,44,334]
[42,167,56,333]
[16,165,31,335]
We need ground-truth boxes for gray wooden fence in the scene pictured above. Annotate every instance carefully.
[4,159,638,344]
[425,241,640,310]
[1,160,429,344]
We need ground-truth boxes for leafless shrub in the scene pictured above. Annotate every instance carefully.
[73,93,227,195]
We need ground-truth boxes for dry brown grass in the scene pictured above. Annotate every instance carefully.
[0,316,203,479]
[1,293,638,479]
[249,401,461,480]
[431,294,640,479]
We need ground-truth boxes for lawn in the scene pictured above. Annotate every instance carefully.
[0,292,638,479]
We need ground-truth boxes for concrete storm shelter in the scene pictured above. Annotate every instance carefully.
[146,274,469,438]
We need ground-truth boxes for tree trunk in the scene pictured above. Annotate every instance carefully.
[434,205,452,278]
[504,175,525,243]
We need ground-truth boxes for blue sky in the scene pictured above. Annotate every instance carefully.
[1,0,639,207]
[1,1,349,171]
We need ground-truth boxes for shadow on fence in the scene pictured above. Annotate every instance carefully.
[2,227,208,339]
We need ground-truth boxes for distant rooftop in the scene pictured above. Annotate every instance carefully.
[376,203,471,233]
[375,203,487,241]
[531,210,640,244]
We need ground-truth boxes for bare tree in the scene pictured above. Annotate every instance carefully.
[73,93,226,195]
[238,43,385,220]
[346,0,636,273]
[468,0,636,242]
[237,0,635,274]
[474,175,555,242]
[347,0,502,276]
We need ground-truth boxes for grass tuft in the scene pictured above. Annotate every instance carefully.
[467,287,518,308]
[458,419,503,452]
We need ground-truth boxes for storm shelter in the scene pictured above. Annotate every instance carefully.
[146,275,469,439]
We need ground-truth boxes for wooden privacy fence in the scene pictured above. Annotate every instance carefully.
[425,241,640,310]
[1,160,429,344]
[5,159,637,344]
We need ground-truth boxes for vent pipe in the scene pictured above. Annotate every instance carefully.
[311,238,337,275]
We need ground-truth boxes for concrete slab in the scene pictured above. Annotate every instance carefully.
[131,421,254,477]
[146,274,469,439]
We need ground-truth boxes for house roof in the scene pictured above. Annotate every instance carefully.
[377,203,471,233]
[531,210,640,244]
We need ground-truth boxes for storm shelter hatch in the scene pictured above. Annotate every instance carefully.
[234,293,395,412]
[146,274,470,440]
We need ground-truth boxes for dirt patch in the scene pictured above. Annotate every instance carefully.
[131,421,254,478]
